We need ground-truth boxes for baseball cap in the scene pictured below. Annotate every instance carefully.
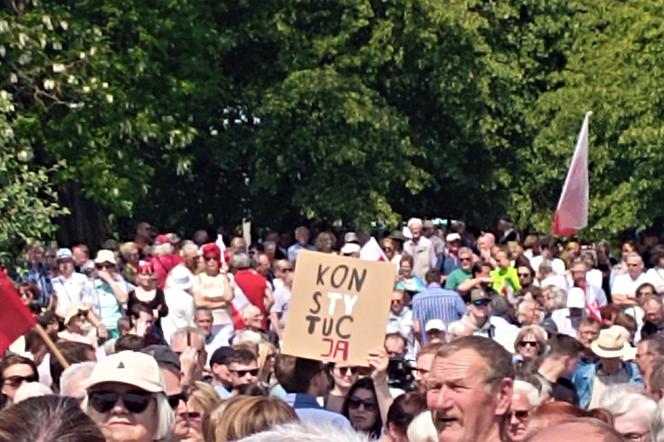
[445,233,461,243]
[470,288,490,303]
[210,346,235,366]
[340,243,361,255]
[566,287,586,309]
[87,351,165,393]
[56,248,74,261]
[141,345,181,374]
[64,303,89,325]
[425,319,446,332]
[94,249,116,265]
[344,232,359,244]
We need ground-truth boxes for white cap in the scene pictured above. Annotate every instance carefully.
[425,319,446,332]
[566,287,586,309]
[14,382,53,403]
[446,233,461,242]
[64,303,89,325]
[340,243,361,255]
[87,351,165,393]
[94,249,117,265]
[166,266,193,291]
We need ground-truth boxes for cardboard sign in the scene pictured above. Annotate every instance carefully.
[281,250,395,365]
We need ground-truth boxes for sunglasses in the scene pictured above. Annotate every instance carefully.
[472,299,491,307]
[335,366,359,376]
[3,374,38,387]
[95,264,114,269]
[88,390,152,414]
[348,397,377,412]
[518,341,539,348]
[167,392,188,409]
[506,410,530,420]
[230,368,259,377]
[518,273,531,278]
[203,256,218,262]
[459,257,472,262]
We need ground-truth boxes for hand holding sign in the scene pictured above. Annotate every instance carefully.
[281,251,395,366]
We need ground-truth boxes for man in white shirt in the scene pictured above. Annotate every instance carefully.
[387,289,415,360]
[551,287,586,338]
[51,248,94,319]
[612,253,650,308]
[402,218,437,279]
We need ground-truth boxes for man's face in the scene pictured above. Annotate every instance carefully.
[72,247,88,267]
[448,240,461,255]
[495,252,510,269]
[409,224,422,240]
[517,267,532,287]
[256,255,270,276]
[385,336,406,358]
[570,263,587,285]
[211,362,233,388]
[57,259,75,276]
[459,252,473,272]
[644,301,664,325]
[627,256,644,279]
[390,292,405,315]
[469,300,490,321]
[636,341,657,376]
[162,368,189,438]
[136,311,155,331]
[577,324,600,348]
[183,250,200,271]
[194,313,213,337]
[506,391,533,442]
[415,353,435,392]
[137,223,152,240]
[601,357,621,375]
[426,349,511,442]
[296,228,310,245]
[229,360,259,388]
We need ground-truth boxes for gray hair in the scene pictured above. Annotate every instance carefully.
[237,422,370,442]
[546,285,567,310]
[60,361,97,397]
[598,385,656,420]
[407,218,423,228]
[194,307,213,318]
[231,252,252,270]
[180,242,199,257]
[513,380,541,407]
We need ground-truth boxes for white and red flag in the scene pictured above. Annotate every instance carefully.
[552,112,591,237]
[360,237,387,261]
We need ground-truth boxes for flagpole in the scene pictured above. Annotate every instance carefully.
[33,323,70,369]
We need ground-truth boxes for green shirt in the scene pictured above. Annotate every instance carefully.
[490,266,521,295]
[445,268,472,290]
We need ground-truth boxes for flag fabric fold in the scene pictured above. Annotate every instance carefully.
[0,269,37,354]
[552,111,592,237]
[360,237,387,261]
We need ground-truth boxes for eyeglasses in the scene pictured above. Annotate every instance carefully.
[506,410,530,420]
[203,256,218,262]
[167,392,188,409]
[229,368,259,378]
[95,263,114,269]
[88,390,152,414]
[348,397,378,412]
[517,273,531,278]
[459,257,472,262]
[335,366,359,376]
[472,299,491,307]
[518,341,539,348]
[2,374,38,387]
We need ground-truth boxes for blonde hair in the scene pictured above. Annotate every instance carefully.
[186,381,222,415]
[257,341,277,384]
[211,395,298,442]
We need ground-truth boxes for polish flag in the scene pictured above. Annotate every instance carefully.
[0,269,37,354]
[552,112,591,237]
[360,237,387,261]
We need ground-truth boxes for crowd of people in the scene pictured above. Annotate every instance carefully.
[2,217,664,441]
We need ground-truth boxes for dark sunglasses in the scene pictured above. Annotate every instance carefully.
[518,273,531,278]
[230,368,259,377]
[348,397,377,411]
[336,366,359,375]
[89,390,152,414]
[203,256,218,261]
[95,263,114,269]
[472,299,491,307]
[518,341,539,348]
[507,410,530,420]
[459,257,472,262]
[167,392,188,409]
[3,374,38,387]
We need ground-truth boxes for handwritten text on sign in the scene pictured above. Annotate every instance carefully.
[281,251,395,365]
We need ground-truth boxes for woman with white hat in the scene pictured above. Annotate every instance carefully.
[82,351,174,442]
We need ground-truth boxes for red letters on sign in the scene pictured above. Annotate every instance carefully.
[321,338,350,361]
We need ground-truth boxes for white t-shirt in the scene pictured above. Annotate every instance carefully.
[161,287,195,345]
[646,267,664,293]
[611,273,651,298]
[52,272,93,318]
[270,284,292,331]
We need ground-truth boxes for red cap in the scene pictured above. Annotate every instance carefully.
[154,234,170,245]
[201,243,221,258]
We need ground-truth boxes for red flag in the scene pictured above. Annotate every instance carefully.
[552,112,591,237]
[0,270,37,354]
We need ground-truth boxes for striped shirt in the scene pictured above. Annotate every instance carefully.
[412,283,467,343]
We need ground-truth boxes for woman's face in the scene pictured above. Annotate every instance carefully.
[204,255,219,275]
[137,272,155,290]
[516,333,541,359]
[400,261,412,279]
[348,388,379,432]
[88,383,158,442]
[332,365,358,390]
[18,287,33,306]
[382,240,395,259]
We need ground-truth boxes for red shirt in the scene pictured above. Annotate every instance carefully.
[234,269,269,329]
